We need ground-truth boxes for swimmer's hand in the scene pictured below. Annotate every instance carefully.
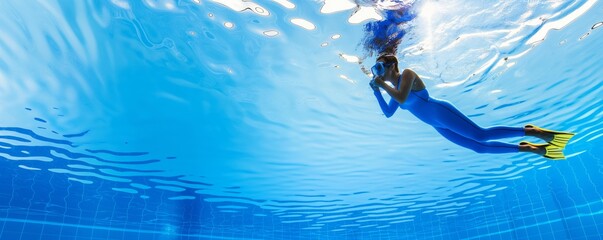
[369,79,379,91]
[373,76,386,87]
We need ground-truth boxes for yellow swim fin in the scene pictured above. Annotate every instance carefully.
[526,124,575,148]
[520,141,565,160]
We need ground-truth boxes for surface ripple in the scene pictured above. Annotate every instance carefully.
[0,0,602,238]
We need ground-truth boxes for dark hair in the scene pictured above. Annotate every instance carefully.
[361,5,415,57]
[377,54,399,73]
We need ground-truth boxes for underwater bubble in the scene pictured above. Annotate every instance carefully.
[340,75,356,84]
[253,7,270,16]
[331,34,341,39]
[263,30,279,37]
[290,18,316,30]
[339,53,360,63]
[272,0,295,9]
[321,42,328,47]
[592,22,602,29]
[224,22,234,28]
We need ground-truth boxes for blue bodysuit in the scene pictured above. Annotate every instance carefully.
[373,78,525,153]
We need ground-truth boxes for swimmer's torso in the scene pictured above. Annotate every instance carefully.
[410,76,426,91]
[395,74,427,110]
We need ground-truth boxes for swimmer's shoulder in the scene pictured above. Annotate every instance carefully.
[401,68,426,91]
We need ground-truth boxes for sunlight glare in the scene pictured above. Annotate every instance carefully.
[421,1,436,52]
[421,1,436,20]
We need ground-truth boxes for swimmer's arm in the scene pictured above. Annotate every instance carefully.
[373,90,399,118]
[381,69,416,104]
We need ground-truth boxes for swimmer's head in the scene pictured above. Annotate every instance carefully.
[376,53,399,74]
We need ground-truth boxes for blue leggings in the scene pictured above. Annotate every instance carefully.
[434,125,523,154]
[409,91,524,153]
[374,89,525,153]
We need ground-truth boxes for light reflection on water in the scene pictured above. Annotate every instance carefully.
[0,0,602,238]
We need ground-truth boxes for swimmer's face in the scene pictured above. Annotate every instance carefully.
[374,55,399,77]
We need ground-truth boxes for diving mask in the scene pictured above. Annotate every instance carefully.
[371,61,394,77]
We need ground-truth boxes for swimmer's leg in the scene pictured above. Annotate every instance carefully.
[435,128,519,153]
[429,98,525,141]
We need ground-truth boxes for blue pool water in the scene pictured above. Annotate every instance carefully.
[0,0,602,239]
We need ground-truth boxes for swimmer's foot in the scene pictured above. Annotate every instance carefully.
[519,141,565,160]
[524,124,575,148]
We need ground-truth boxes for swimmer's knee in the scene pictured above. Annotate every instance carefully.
[472,133,490,142]
[462,128,490,142]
